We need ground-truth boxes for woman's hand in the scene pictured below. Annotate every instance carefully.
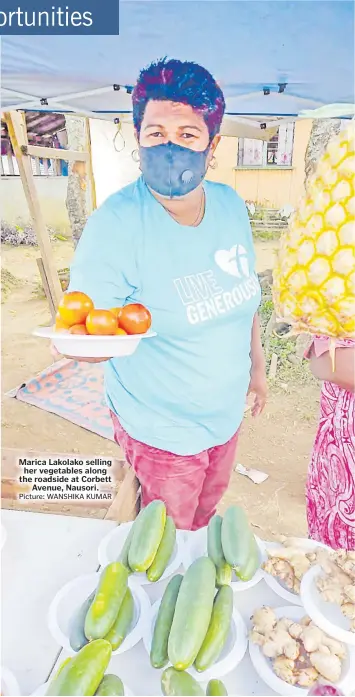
[50,342,111,363]
[248,366,268,417]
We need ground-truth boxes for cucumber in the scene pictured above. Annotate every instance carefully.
[85,562,128,641]
[104,587,134,650]
[221,505,257,573]
[147,516,176,582]
[206,679,228,696]
[216,562,232,587]
[118,524,135,572]
[168,557,216,670]
[207,515,225,568]
[161,668,204,696]
[95,674,124,696]
[69,591,95,652]
[234,533,259,581]
[150,574,183,669]
[128,500,166,572]
[194,586,233,672]
[52,657,73,681]
[45,640,111,696]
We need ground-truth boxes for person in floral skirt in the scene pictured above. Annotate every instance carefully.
[306,336,355,550]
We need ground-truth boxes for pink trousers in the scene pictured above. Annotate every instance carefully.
[110,411,239,530]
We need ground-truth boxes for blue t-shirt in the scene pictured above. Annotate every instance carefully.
[69,177,261,455]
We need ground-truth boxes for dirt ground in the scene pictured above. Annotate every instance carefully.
[1,239,320,539]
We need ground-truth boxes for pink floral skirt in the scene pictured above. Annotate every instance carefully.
[306,337,355,550]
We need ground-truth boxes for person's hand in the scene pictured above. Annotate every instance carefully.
[248,365,267,417]
[50,342,111,363]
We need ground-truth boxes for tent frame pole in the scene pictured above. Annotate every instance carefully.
[3,111,97,315]
[4,110,63,311]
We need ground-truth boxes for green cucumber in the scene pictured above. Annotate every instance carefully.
[194,585,233,672]
[51,657,73,683]
[128,500,166,572]
[206,679,228,696]
[147,516,176,582]
[161,668,204,696]
[45,640,111,696]
[208,515,232,586]
[234,533,259,581]
[118,524,135,572]
[85,562,128,640]
[69,591,95,652]
[216,562,232,587]
[150,574,183,669]
[221,506,258,575]
[104,587,134,650]
[95,674,125,696]
[207,515,225,568]
[168,557,216,670]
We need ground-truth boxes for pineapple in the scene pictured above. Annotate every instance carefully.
[273,123,355,338]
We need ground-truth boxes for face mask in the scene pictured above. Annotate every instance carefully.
[139,141,210,198]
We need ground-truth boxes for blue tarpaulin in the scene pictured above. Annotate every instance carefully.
[1,0,354,121]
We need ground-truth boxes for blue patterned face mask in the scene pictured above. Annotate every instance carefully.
[139,141,210,198]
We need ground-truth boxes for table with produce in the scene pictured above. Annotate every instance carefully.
[2,503,354,696]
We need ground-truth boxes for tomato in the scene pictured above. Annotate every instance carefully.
[68,324,88,335]
[110,307,123,320]
[115,327,127,335]
[86,309,117,335]
[57,291,93,327]
[55,312,70,332]
[119,303,152,335]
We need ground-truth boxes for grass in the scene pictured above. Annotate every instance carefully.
[252,229,282,241]
[258,280,315,387]
[1,268,20,302]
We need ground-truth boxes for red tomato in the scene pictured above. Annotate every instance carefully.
[57,291,93,327]
[119,303,152,335]
[110,307,123,320]
[68,324,88,335]
[86,309,117,335]
[54,312,70,332]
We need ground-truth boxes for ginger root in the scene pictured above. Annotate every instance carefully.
[315,548,355,632]
[250,608,346,688]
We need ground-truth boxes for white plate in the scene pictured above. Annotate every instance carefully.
[183,526,265,591]
[1,667,21,696]
[98,522,184,585]
[143,597,247,682]
[263,538,331,606]
[47,572,150,655]
[33,326,156,358]
[248,605,355,696]
[31,679,133,695]
[301,564,355,647]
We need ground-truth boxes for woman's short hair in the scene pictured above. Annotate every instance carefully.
[132,57,226,140]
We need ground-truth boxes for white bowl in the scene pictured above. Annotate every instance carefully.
[98,522,184,585]
[33,326,157,358]
[263,538,331,606]
[248,604,355,696]
[1,668,21,696]
[143,597,247,682]
[301,564,355,647]
[31,679,133,695]
[183,526,265,591]
[47,572,150,655]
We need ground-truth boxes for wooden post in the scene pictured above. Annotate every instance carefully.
[36,258,57,321]
[4,111,63,308]
[85,118,97,213]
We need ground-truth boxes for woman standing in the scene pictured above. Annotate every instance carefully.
[307,337,355,550]
[65,58,267,529]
